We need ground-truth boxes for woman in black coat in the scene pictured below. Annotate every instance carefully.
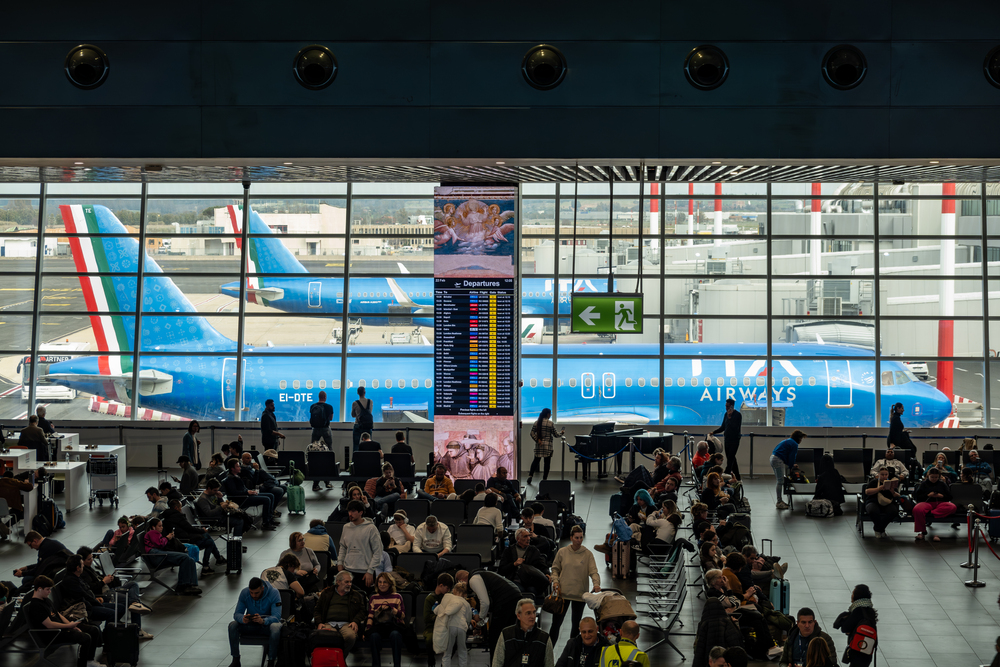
[693,598,744,667]
[833,584,878,667]
[813,454,847,516]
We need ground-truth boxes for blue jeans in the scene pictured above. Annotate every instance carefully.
[146,549,198,587]
[369,628,403,667]
[185,533,221,566]
[770,455,786,503]
[375,493,401,513]
[88,582,143,628]
[229,621,282,660]
[262,483,286,505]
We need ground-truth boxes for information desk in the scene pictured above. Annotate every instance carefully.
[59,443,127,487]
[39,461,88,513]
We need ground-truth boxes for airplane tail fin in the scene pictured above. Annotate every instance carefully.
[223,205,307,306]
[60,204,233,356]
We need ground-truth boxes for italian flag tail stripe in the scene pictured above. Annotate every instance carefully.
[58,204,133,375]
[226,204,263,304]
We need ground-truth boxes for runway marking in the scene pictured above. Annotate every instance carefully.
[0,386,20,398]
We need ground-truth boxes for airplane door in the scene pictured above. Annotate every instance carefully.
[602,372,616,399]
[308,281,322,308]
[825,360,853,408]
[222,358,248,412]
[581,372,595,399]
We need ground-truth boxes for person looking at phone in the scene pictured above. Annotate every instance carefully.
[25,575,103,667]
[229,576,282,667]
[864,468,902,538]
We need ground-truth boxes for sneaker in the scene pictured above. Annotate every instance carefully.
[138,629,154,640]
[325,482,333,489]
[613,476,626,485]
[526,476,532,485]
[875,531,887,539]
[180,585,202,596]
[262,523,278,531]
[772,562,787,579]
[201,566,216,575]
[128,602,152,615]
[215,556,228,566]
[775,501,790,510]
[312,482,321,492]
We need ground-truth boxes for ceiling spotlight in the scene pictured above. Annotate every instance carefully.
[293,45,337,90]
[65,44,110,89]
[73,161,84,165]
[684,45,729,90]
[496,161,505,165]
[822,45,867,90]
[985,46,1000,89]
[522,44,567,90]
[929,160,939,164]
[283,162,293,166]
[712,161,722,164]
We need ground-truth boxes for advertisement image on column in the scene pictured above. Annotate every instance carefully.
[434,185,517,481]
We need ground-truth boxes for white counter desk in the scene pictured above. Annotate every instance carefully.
[38,461,88,513]
[0,449,36,474]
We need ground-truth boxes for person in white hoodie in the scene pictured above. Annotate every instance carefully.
[434,581,473,667]
[338,499,383,594]
[414,516,453,557]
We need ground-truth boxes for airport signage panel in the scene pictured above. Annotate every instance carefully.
[571,294,643,333]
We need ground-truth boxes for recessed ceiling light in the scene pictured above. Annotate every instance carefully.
[73,161,84,165]
[929,160,939,164]
[283,162,293,166]
[712,161,721,164]
[730,170,740,175]
[496,161,505,165]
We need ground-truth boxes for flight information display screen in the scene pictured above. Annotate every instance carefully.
[433,185,518,482]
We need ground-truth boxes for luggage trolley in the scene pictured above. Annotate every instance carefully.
[88,453,119,508]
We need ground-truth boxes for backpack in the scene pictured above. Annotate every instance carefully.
[32,513,52,537]
[990,489,1000,510]
[288,462,305,487]
[849,624,877,655]
[806,499,834,518]
[354,400,374,431]
[562,515,587,539]
[718,522,751,549]
[609,514,632,544]
[310,403,330,428]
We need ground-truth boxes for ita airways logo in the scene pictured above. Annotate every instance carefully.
[615,301,636,331]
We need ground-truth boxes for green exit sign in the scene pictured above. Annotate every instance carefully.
[570,294,643,334]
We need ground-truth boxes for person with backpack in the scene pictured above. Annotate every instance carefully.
[352,386,374,451]
[309,391,335,449]
[833,585,877,667]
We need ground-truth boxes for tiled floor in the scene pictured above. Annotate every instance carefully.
[0,470,998,667]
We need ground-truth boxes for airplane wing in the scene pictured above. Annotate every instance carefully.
[397,262,410,274]
[44,369,174,397]
[402,411,432,423]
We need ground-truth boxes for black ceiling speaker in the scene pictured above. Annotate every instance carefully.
[985,46,1000,89]
[684,45,729,90]
[293,45,337,90]
[822,45,867,90]
[64,45,109,89]
[522,44,567,90]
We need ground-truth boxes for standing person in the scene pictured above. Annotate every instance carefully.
[424,574,454,667]
[309,391,334,449]
[435,581,473,667]
[36,406,55,435]
[365,572,406,667]
[458,569,523,662]
[710,398,743,481]
[20,415,49,464]
[352,386,374,451]
[833,585,877,667]
[555,618,609,667]
[260,399,285,451]
[771,430,806,510]
[599,621,649,667]
[491,599,554,667]
[182,420,201,470]
[229,577,282,667]
[527,408,563,485]
[912,467,957,542]
[548,526,600,642]
[886,402,916,452]
[337,499,383,595]
[23,576,104,667]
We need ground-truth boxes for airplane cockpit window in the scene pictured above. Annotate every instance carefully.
[543,379,551,388]
[894,371,911,385]
[293,380,300,389]
[651,378,659,387]
[280,380,287,390]
[881,371,894,386]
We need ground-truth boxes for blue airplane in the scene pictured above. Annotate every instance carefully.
[44,204,954,428]
[216,205,607,322]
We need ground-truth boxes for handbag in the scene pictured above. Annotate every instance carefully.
[541,592,566,615]
[877,493,893,506]
[63,601,88,621]
[373,604,396,625]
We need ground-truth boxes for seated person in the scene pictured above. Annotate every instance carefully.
[924,452,958,483]
[703,569,772,661]
[280,532,322,595]
[530,502,556,536]
[358,433,383,457]
[157,481,183,503]
[519,508,554,559]
[240,452,287,507]
[143,518,202,596]
[486,466,522,521]
[700,541,725,571]
[228,577,282,667]
[386,511,415,555]
[75,547,151,633]
[913,467,957,542]
[812,453,847,516]
[328,484,376,522]
[390,431,414,464]
[103,516,138,561]
[692,441,711,469]
[59,553,151,641]
[864,468,904,538]
[222,459,278,530]
[473,493,505,534]
[0,469,33,521]
[700,472,736,519]
[261,554,313,618]
[413,515,452,557]
[14,530,68,588]
[310,570,369,654]
[740,544,787,581]
[693,599,744,667]
[645,508,681,549]
[365,572,406,667]
[473,483,488,501]
[418,464,456,501]
[498,528,550,598]
[161,498,227,573]
[23,575,104,667]
[204,453,227,482]
[145,487,169,519]
[652,474,680,504]
[374,463,406,514]
[870,448,908,480]
[964,449,994,494]
[699,453,726,481]
[195,478,247,536]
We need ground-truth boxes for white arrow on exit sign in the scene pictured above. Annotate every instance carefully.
[579,306,600,326]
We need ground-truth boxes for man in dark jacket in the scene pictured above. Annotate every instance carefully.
[710,398,743,481]
[912,467,957,541]
[556,617,608,667]
[14,531,68,588]
[240,452,286,506]
[460,569,523,661]
[779,608,838,667]
[19,415,50,464]
[491,599,553,667]
[161,499,227,573]
[309,570,368,653]
[498,528,548,584]
[222,459,278,530]
[259,399,284,449]
[693,599,744,667]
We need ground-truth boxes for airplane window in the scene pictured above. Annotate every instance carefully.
[625,378,633,387]
[770,376,776,386]
[424,379,432,388]
[730,377,737,386]
[691,378,697,387]
[279,380,287,390]
[808,377,816,386]
[359,379,366,387]
[881,371,893,386]
[372,379,380,389]
[795,377,803,386]
[782,377,790,386]
[717,378,724,386]
[637,377,645,387]
[411,379,418,388]
[651,378,659,387]
[293,380,300,389]
[557,379,563,387]
[605,376,613,387]
[743,377,751,386]
[363,292,368,297]
[409,292,414,297]
[543,379,551,388]
[337,292,343,298]
[319,380,327,389]
[523,292,526,297]
[584,377,592,388]
[678,378,686,387]
[663,378,671,387]
[894,371,910,385]
[703,377,711,387]
[756,377,765,387]
[530,379,537,388]
[569,378,577,388]
[385,379,392,389]
[306,380,314,389]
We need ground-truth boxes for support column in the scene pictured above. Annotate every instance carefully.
[810,182,822,275]
[938,183,956,403]
[713,183,723,245]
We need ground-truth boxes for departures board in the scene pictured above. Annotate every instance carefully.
[432,185,518,482]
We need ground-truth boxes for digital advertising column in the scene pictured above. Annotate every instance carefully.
[433,186,518,481]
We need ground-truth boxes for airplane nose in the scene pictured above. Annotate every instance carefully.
[925,387,954,425]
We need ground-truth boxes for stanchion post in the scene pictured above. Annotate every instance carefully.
[961,506,976,568]
[682,431,689,475]
[965,517,986,587]
[628,436,635,473]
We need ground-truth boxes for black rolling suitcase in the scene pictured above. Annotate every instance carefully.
[103,588,140,667]
[226,534,244,574]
